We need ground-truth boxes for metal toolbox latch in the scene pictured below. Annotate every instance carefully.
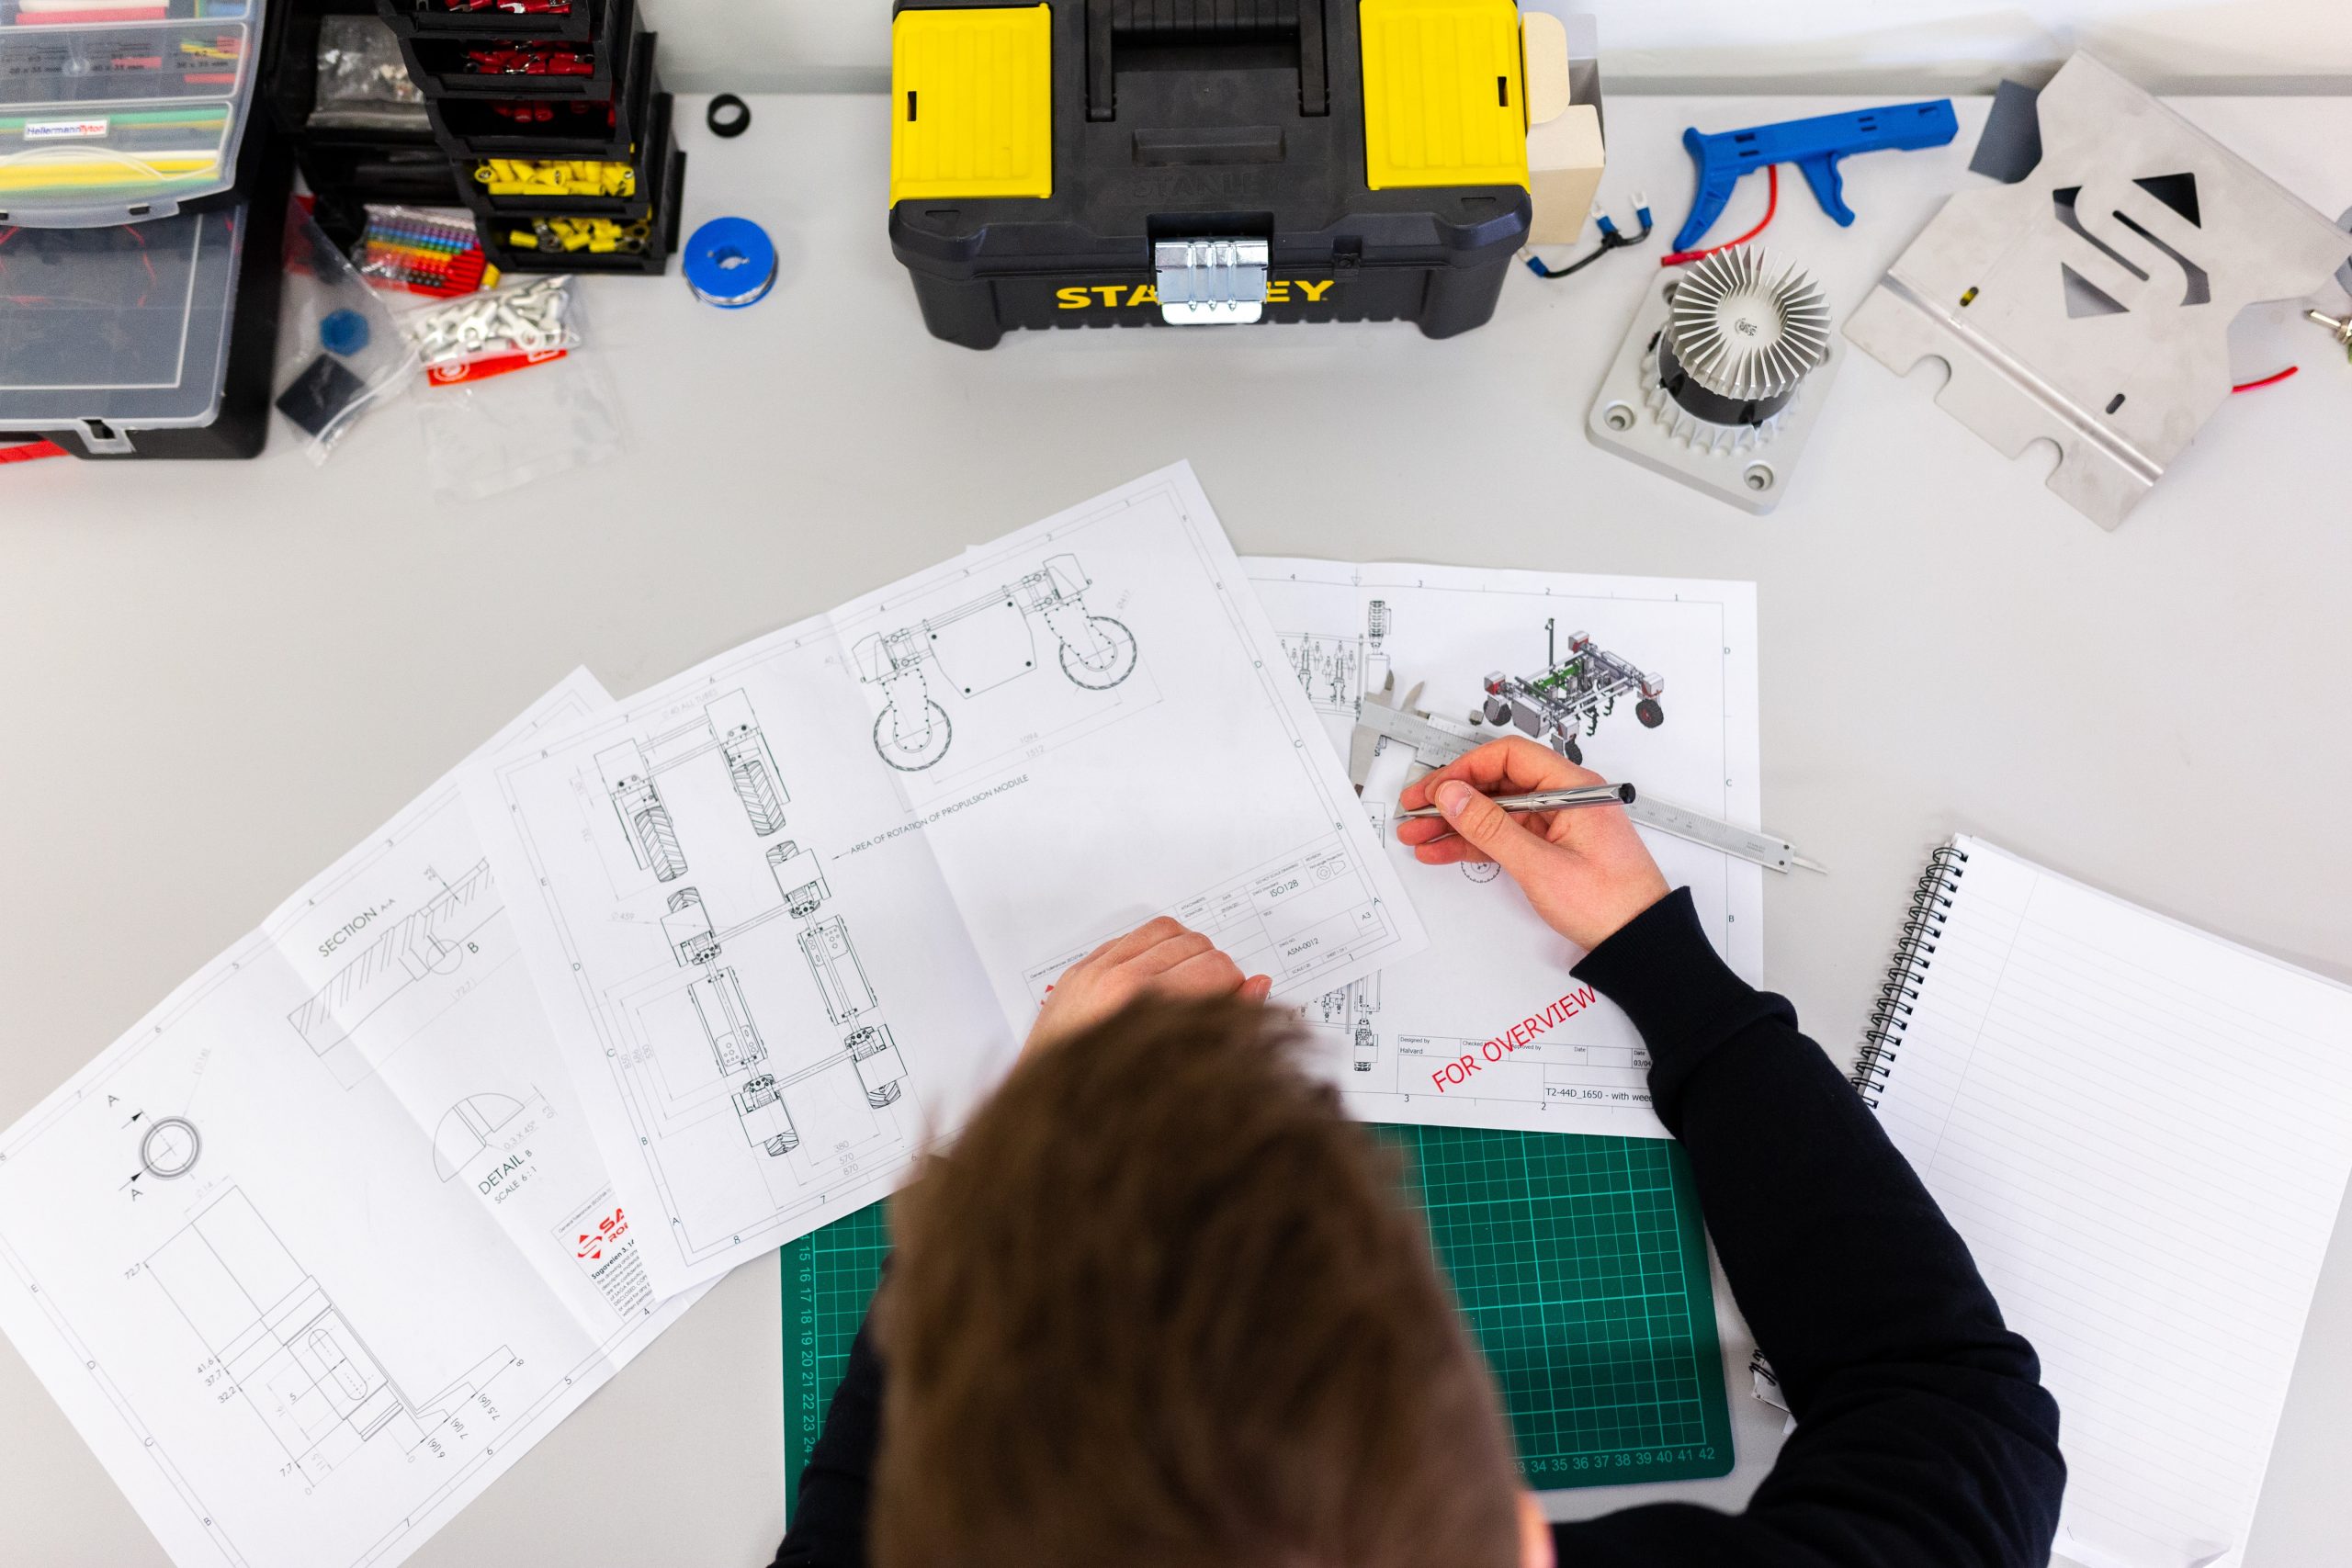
[1152,239,1271,325]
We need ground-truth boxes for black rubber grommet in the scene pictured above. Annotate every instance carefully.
[707,94,752,139]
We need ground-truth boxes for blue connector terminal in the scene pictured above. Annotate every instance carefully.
[1671,100,1960,253]
[1523,195,1655,281]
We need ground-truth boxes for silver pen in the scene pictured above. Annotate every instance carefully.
[1396,782,1635,821]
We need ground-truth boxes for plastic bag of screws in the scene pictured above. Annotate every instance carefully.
[399,275,582,369]
[312,16,430,133]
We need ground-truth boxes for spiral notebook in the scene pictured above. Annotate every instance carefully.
[1853,838,2352,1568]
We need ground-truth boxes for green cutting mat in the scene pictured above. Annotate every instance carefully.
[783,1127,1732,1497]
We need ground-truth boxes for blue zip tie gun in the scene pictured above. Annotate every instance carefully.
[1671,100,1960,252]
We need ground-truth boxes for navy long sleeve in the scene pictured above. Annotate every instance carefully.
[1549,889,2064,1565]
[772,889,2064,1568]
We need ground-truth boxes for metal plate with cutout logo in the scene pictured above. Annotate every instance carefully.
[1841,54,2352,529]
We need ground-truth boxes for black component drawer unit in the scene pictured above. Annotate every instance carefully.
[368,0,683,275]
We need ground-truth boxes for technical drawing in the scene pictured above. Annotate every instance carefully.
[708,690,788,837]
[854,554,1139,772]
[662,888,720,967]
[845,1026,908,1108]
[1283,634,1368,715]
[146,1190,514,1485]
[1311,975,1384,1072]
[680,974,907,1159]
[1278,598,1392,718]
[768,842,830,918]
[799,919,876,1027]
[598,742,687,883]
[1471,618,1665,766]
[582,700,922,1180]
[689,968,767,1076]
[731,1075,800,1156]
[287,861,503,1083]
[597,690,791,884]
[431,1094,526,1182]
[139,1117,202,1180]
[1029,835,1399,1021]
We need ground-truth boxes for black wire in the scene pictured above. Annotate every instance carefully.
[1524,214,1655,280]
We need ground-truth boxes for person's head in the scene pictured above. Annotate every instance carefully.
[874,998,1551,1568]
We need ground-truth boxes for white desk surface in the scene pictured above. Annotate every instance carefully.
[3,90,2348,1568]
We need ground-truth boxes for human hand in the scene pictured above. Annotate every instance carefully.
[1396,738,1669,953]
[1026,917,1274,1057]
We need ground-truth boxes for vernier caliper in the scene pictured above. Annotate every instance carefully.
[1350,676,1826,876]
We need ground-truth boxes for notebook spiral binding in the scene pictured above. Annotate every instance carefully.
[1851,843,1971,1108]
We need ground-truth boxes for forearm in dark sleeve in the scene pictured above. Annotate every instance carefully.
[1554,888,2064,1567]
[772,1319,885,1568]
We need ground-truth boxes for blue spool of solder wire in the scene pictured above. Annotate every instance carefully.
[684,218,779,309]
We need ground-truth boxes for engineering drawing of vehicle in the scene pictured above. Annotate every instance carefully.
[708,690,787,837]
[662,887,721,966]
[845,1025,908,1108]
[595,690,789,884]
[1472,618,1664,766]
[598,740,686,882]
[853,553,1138,773]
[733,1075,800,1157]
[768,841,830,918]
[1311,975,1382,1072]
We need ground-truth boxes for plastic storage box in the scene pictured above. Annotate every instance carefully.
[423,21,648,159]
[0,132,292,457]
[397,0,628,96]
[458,85,663,223]
[376,0,594,43]
[0,0,271,227]
[368,0,680,275]
[473,113,678,274]
[888,0,1538,349]
[264,0,459,244]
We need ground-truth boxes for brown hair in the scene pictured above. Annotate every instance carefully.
[874,998,1524,1568]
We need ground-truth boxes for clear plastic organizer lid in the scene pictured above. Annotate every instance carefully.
[0,1,265,227]
[0,200,242,430]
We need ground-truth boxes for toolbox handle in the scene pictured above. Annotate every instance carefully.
[1085,0,1329,124]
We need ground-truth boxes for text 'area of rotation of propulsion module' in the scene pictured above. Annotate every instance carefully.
[1587,247,1839,513]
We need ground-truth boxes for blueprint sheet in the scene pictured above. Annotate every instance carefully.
[0,672,708,1568]
[1246,560,1764,1139]
[472,465,1426,1295]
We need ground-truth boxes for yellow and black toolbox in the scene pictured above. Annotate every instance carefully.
[888,0,1603,348]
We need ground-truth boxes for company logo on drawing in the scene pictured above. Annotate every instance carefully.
[577,1207,629,1260]
[1430,987,1599,1092]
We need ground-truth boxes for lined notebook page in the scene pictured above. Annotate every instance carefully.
[1871,837,2352,1568]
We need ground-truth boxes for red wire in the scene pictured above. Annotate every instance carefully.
[1661,164,1780,267]
[2231,366,2298,393]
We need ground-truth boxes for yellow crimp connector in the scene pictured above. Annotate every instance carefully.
[509,216,652,254]
[888,4,1053,205]
[1360,0,1531,191]
[475,156,638,197]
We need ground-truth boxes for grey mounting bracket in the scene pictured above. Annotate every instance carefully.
[1842,53,2352,530]
[1154,239,1270,326]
